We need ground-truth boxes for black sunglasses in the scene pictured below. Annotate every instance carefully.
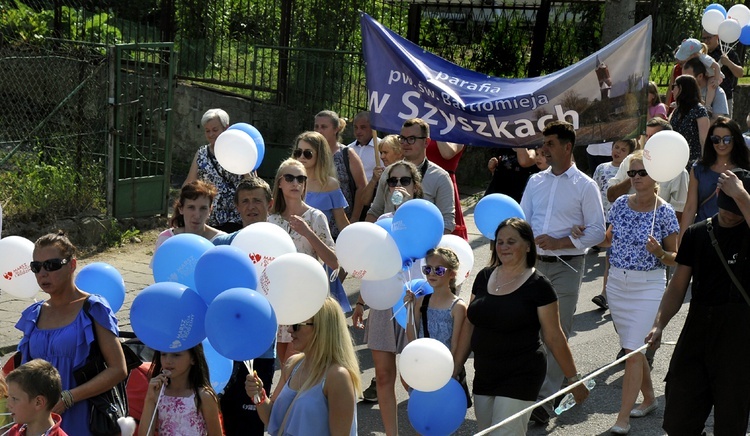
[627,169,649,178]
[710,135,732,145]
[397,135,426,145]
[282,174,308,184]
[293,148,314,159]
[30,257,71,274]
[422,265,448,276]
[386,176,412,187]
[291,322,314,332]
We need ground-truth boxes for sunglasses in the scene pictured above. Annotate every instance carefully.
[397,135,426,145]
[291,322,314,332]
[386,176,412,187]
[627,169,649,178]
[30,257,71,274]
[710,135,732,145]
[422,265,448,276]
[282,174,308,184]
[293,148,314,159]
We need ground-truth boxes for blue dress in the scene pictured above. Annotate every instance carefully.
[418,298,462,350]
[693,162,720,223]
[16,294,119,436]
[305,189,348,240]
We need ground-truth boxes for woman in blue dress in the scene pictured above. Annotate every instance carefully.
[292,131,350,239]
[15,231,127,436]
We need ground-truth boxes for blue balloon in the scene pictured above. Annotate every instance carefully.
[153,233,214,290]
[705,3,727,17]
[474,193,526,240]
[374,217,394,237]
[391,199,443,261]
[202,339,233,394]
[392,279,434,329]
[408,378,468,436]
[228,123,265,171]
[194,245,258,305]
[205,287,277,361]
[131,282,207,352]
[75,262,126,313]
[740,25,750,45]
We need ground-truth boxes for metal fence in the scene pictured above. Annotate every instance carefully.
[0,39,110,221]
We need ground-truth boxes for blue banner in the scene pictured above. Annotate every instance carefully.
[360,13,652,148]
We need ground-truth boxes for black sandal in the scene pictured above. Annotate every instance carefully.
[591,294,608,310]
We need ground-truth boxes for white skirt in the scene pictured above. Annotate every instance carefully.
[606,267,665,351]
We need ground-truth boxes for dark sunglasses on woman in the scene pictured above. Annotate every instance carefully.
[710,135,732,145]
[626,169,648,178]
[386,176,412,187]
[291,322,314,332]
[422,265,448,276]
[282,174,308,184]
[293,148,314,159]
[30,257,71,274]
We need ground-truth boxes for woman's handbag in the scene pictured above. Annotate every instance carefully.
[74,297,142,436]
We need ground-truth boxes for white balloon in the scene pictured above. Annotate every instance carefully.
[360,273,405,310]
[258,253,328,325]
[642,131,690,183]
[436,235,475,286]
[214,130,258,175]
[399,338,454,392]
[728,4,750,27]
[703,9,726,34]
[231,222,297,279]
[336,222,402,281]
[718,18,742,43]
[0,236,40,298]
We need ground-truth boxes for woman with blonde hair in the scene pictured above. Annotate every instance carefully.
[293,131,350,239]
[246,297,361,436]
[268,158,344,361]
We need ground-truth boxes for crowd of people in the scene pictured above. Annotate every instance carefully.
[3,58,750,435]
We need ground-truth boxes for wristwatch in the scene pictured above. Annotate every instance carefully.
[566,373,583,383]
[658,252,667,260]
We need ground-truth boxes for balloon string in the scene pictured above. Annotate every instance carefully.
[145,383,166,436]
[243,360,261,404]
[650,195,657,236]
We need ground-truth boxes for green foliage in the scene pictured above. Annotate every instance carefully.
[100,219,141,248]
[59,7,122,44]
[0,0,52,44]
[0,151,105,226]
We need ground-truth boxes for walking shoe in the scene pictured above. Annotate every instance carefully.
[591,294,608,310]
[530,406,550,425]
[362,377,377,402]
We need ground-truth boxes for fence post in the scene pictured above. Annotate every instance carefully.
[407,4,422,44]
[107,46,116,217]
[528,0,552,78]
[278,0,294,105]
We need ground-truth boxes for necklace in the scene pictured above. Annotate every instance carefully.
[493,269,526,293]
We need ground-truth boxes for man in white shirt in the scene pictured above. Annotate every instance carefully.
[521,121,605,423]
[348,111,378,183]
[366,118,455,233]
[607,118,689,222]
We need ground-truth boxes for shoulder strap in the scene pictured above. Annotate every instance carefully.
[420,294,431,338]
[706,218,750,307]
[341,145,351,173]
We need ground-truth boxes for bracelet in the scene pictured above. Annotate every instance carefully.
[658,251,667,260]
[61,390,74,409]
[254,388,268,405]
[356,302,365,307]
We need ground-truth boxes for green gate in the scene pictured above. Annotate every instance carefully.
[112,43,175,218]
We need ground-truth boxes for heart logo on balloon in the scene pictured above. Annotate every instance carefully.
[3,272,12,280]
[351,270,366,279]
[249,253,262,264]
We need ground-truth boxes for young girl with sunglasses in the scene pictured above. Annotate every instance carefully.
[268,158,345,363]
[292,131,350,239]
[15,232,127,436]
[351,160,423,435]
[140,343,222,435]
